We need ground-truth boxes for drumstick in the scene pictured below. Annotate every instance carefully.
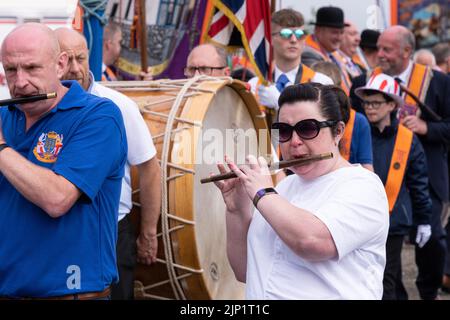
[393,78,441,121]
[200,152,333,184]
[0,92,57,107]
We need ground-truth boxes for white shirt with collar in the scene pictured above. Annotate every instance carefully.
[393,60,413,87]
[248,64,333,92]
[87,72,156,221]
[273,65,298,86]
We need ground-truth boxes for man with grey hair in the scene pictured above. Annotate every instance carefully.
[184,43,230,78]
[351,25,450,300]
[339,21,365,79]
[432,43,450,75]
[413,49,437,70]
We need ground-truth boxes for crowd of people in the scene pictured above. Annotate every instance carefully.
[0,4,449,300]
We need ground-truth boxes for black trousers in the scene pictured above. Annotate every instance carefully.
[413,189,447,300]
[383,235,405,300]
[111,214,137,300]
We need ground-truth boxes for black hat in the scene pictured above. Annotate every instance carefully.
[360,29,380,49]
[311,6,349,29]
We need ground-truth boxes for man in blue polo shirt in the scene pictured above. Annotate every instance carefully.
[0,23,127,299]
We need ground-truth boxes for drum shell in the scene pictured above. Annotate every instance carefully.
[104,78,272,299]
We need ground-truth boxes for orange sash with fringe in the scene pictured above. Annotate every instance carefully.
[385,124,413,213]
[339,108,356,161]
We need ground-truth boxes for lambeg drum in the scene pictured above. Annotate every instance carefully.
[104,77,273,300]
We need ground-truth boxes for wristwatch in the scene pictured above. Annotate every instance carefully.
[253,187,278,208]
[0,143,9,153]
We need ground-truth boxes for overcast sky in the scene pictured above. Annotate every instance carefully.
[0,0,77,18]
[277,0,391,32]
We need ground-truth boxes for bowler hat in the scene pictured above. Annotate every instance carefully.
[360,29,380,49]
[311,6,349,29]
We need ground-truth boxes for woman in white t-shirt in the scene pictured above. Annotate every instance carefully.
[213,83,389,299]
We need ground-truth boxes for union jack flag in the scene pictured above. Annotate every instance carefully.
[202,0,273,83]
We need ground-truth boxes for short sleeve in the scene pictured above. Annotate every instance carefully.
[352,113,373,165]
[52,101,127,201]
[313,174,389,260]
[120,101,156,166]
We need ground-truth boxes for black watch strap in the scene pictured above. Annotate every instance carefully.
[0,143,9,153]
[253,187,278,208]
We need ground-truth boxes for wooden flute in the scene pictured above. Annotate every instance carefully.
[200,152,333,184]
[0,92,57,107]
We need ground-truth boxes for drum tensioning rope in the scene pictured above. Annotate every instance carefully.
[159,76,202,300]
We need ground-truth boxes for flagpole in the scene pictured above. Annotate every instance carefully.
[137,0,148,76]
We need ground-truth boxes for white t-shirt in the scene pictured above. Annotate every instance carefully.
[246,165,389,300]
[90,80,156,221]
[248,64,333,92]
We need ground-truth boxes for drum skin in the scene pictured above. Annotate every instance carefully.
[104,78,272,300]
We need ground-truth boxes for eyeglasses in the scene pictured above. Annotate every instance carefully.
[361,100,388,109]
[272,28,305,40]
[184,66,226,77]
[271,119,338,142]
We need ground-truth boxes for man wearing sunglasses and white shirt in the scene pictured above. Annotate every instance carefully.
[248,9,332,126]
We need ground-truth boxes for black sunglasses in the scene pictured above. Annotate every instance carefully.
[271,119,338,142]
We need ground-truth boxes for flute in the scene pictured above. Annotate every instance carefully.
[200,152,333,184]
[0,92,57,107]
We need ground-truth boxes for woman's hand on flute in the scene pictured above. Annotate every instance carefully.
[227,155,274,201]
[212,156,251,214]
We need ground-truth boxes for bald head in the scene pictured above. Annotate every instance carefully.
[2,23,60,61]
[414,49,436,68]
[341,21,360,57]
[377,25,415,75]
[382,26,415,55]
[1,23,68,115]
[55,27,91,90]
[185,44,229,77]
[55,27,88,52]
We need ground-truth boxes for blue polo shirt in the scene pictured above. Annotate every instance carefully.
[0,81,127,298]
[349,112,373,165]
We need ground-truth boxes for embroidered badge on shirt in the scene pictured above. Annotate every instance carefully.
[33,131,64,163]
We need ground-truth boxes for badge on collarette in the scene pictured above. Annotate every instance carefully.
[33,131,64,163]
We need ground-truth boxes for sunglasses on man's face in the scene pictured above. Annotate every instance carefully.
[272,28,304,40]
[271,119,338,143]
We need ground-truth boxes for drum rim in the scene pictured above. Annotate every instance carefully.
[169,79,270,299]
